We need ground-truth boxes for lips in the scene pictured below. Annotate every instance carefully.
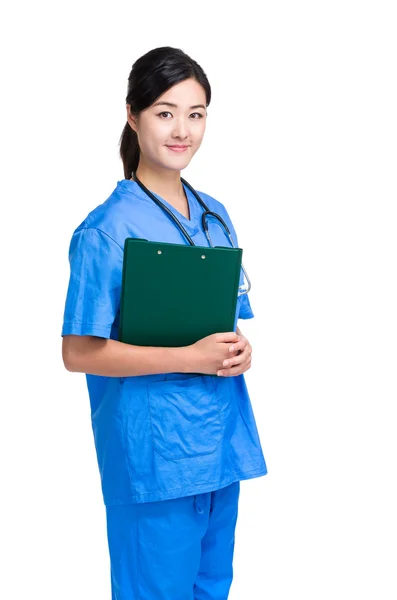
[166,145,189,152]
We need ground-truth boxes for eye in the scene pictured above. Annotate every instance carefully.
[157,111,205,119]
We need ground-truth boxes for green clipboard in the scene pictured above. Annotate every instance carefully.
[118,238,243,347]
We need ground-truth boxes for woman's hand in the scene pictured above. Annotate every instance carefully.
[217,326,252,377]
[187,331,241,376]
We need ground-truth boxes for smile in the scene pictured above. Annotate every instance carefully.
[166,146,189,153]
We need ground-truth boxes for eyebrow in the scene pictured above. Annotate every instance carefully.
[152,101,206,110]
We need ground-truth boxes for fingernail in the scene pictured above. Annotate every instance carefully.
[217,371,223,376]
[229,345,234,352]
[223,360,229,366]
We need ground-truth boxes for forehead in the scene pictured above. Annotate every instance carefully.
[151,78,206,109]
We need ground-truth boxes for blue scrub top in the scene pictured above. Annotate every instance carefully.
[62,180,268,505]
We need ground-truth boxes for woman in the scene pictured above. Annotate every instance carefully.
[62,46,267,600]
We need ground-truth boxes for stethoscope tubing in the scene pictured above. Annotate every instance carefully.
[132,174,251,295]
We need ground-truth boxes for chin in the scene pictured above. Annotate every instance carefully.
[162,158,192,171]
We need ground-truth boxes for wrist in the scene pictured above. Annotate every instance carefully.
[178,344,199,374]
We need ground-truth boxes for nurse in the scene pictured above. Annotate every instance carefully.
[62,46,268,600]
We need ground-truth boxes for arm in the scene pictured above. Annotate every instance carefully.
[61,227,239,378]
[62,335,195,377]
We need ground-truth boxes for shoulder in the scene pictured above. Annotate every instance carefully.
[70,181,140,251]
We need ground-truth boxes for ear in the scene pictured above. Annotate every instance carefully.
[126,104,138,133]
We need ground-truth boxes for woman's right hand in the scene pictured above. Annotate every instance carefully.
[188,332,241,375]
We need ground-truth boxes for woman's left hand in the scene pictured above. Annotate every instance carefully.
[217,327,252,377]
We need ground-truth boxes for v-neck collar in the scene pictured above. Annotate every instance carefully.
[118,179,200,235]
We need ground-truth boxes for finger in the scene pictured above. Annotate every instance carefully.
[222,349,252,369]
[228,340,249,353]
[215,332,240,343]
[217,359,252,377]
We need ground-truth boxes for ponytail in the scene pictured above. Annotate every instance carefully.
[119,121,140,180]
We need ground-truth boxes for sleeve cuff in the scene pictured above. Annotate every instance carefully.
[61,321,112,338]
[238,309,255,320]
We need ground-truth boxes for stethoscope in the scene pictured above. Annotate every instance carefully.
[132,173,251,296]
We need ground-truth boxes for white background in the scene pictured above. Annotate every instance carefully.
[1,1,396,598]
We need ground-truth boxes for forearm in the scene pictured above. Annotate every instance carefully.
[63,335,196,377]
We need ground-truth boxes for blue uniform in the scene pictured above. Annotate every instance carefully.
[62,179,267,598]
[106,481,240,599]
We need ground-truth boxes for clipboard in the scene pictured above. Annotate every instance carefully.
[118,238,243,347]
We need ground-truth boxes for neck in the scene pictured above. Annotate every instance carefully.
[133,162,185,200]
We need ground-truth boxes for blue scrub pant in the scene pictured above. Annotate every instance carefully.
[105,480,240,599]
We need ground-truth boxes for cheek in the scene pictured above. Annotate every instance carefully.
[195,121,206,140]
[139,137,163,161]
[139,121,167,152]
[191,131,205,153]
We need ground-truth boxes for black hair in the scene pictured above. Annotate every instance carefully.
[119,46,211,179]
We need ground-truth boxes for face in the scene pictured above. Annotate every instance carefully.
[126,78,207,173]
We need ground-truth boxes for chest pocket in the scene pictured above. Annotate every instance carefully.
[147,375,223,461]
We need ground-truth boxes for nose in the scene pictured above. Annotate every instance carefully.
[172,116,189,140]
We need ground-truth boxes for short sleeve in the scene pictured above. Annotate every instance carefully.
[61,227,124,338]
[238,286,255,319]
[218,205,254,320]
